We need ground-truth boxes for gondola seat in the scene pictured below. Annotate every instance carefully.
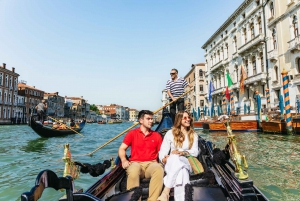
[21,170,100,201]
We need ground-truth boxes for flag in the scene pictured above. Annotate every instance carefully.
[208,80,215,102]
[226,72,233,87]
[240,66,247,95]
[225,86,230,100]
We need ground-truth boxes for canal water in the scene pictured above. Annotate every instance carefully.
[0,123,299,201]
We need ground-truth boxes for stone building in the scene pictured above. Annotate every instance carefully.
[202,0,275,114]
[0,63,20,124]
[44,92,65,117]
[129,108,139,121]
[65,96,90,120]
[18,81,44,122]
[183,63,206,115]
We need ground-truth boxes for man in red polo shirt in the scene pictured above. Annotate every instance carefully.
[118,110,164,201]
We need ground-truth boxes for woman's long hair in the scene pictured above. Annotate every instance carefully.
[172,111,195,149]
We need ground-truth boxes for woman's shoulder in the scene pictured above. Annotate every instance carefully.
[165,129,174,138]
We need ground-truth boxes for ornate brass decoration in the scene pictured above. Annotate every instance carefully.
[62,144,80,179]
[225,121,248,180]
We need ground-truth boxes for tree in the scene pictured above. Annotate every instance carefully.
[90,104,99,114]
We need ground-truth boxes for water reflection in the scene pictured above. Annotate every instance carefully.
[21,137,48,153]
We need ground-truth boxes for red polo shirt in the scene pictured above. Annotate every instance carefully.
[123,128,163,162]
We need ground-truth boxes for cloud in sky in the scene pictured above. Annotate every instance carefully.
[0,0,243,111]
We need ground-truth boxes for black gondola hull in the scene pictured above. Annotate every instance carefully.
[29,116,85,138]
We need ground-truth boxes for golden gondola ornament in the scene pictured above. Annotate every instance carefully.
[225,121,248,180]
[62,143,80,179]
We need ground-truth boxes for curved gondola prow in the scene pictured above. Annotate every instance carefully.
[155,110,173,135]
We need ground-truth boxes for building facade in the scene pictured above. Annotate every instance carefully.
[66,96,90,119]
[0,63,20,124]
[44,92,65,117]
[202,0,283,114]
[18,82,44,122]
[129,108,139,121]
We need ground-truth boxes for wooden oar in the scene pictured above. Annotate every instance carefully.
[48,116,84,137]
[86,88,193,156]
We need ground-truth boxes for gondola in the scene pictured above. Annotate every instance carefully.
[21,112,269,201]
[29,116,86,138]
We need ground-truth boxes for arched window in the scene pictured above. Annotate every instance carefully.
[270,2,274,17]
[199,69,203,77]
[297,58,300,73]
[250,23,255,39]
[0,73,2,86]
[293,15,298,38]
[5,75,8,87]
[258,17,262,34]
[9,76,12,87]
[252,56,257,75]
[243,28,247,43]
[233,36,237,52]
[260,52,264,72]
[225,44,229,58]
[217,50,220,62]
[272,29,277,49]
[274,66,279,80]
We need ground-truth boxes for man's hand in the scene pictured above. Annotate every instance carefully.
[121,159,131,169]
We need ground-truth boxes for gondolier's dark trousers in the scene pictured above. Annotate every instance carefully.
[170,98,184,123]
[37,110,44,122]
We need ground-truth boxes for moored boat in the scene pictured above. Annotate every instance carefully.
[108,120,122,124]
[203,120,260,132]
[98,120,107,124]
[29,116,86,138]
[261,120,286,134]
[21,111,269,201]
[193,121,204,129]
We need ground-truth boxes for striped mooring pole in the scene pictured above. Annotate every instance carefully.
[282,69,293,134]
[266,88,270,112]
[222,91,226,115]
[230,90,235,115]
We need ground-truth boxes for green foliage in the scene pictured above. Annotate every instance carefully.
[90,104,100,114]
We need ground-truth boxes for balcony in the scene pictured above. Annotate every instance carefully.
[0,100,2,104]
[288,36,300,53]
[268,49,278,62]
[238,34,265,55]
[231,82,240,90]
[199,76,204,81]
[9,86,13,90]
[17,103,26,107]
[210,60,223,72]
[272,80,281,89]
[212,87,225,96]
[244,72,267,85]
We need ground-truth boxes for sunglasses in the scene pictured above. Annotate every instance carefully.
[182,116,191,120]
[170,73,176,75]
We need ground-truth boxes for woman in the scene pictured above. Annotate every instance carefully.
[157,111,199,201]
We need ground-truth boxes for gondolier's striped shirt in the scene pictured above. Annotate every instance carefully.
[166,77,188,99]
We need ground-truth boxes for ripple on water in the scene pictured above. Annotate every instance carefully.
[0,124,299,200]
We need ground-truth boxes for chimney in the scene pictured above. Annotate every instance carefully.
[12,67,15,73]
[33,86,35,88]
[3,63,6,69]
[56,92,59,95]
[81,96,83,99]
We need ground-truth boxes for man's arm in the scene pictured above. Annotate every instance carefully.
[167,90,175,102]
[118,143,130,169]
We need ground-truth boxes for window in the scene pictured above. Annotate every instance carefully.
[258,17,262,34]
[260,52,264,72]
[252,57,257,75]
[247,88,250,99]
[199,85,203,92]
[243,28,247,43]
[5,75,8,87]
[225,44,228,58]
[275,89,280,101]
[250,23,255,39]
[233,22,236,27]
[272,29,277,49]
[9,76,12,87]
[262,85,265,96]
[270,2,274,17]
[236,91,239,101]
[14,78,17,88]
[25,89,28,94]
[297,58,300,73]
[245,60,249,76]
[200,100,204,107]
[293,15,298,38]
[236,67,239,82]
[256,0,260,6]
[242,13,246,19]
[199,69,203,77]
[274,66,279,80]
[225,30,228,34]
[0,73,2,86]
[233,36,237,52]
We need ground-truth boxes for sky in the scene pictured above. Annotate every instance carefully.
[0,0,244,111]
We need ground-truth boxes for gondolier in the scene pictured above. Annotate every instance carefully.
[35,100,47,123]
[166,68,193,123]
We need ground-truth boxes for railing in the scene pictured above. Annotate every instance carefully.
[288,35,300,52]
[238,34,264,55]
[268,49,278,61]
[212,87,225,95]
[244,72,267,85]
[199,76,204,81]
[17,103,26,107]
[210,60,223,71]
